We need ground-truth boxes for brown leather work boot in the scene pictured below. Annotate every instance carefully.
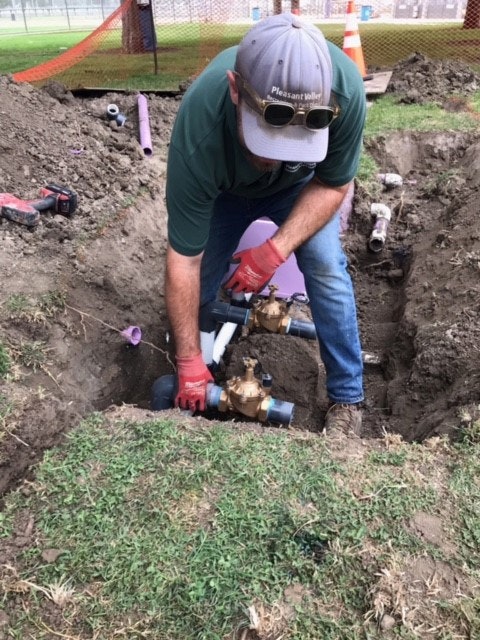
[324,403,362,437]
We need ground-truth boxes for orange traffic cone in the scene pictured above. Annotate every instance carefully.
[343,0,371,80]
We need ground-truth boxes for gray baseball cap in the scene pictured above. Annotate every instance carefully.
[235,13,333,163]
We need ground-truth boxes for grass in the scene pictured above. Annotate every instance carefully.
[0,343,11,379]
[0,291,65,382]
[2,290,66,323]
[0,31,90,73]
[13,340,49,371]
[364,94,480,137]
[1,22,479,90]
[0,412,479,638]
[0,394,15,453]
[357,86,480,192]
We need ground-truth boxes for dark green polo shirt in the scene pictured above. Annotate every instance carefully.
[167,42,366,256]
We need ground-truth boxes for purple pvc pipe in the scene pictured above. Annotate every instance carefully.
[137,93,153,156]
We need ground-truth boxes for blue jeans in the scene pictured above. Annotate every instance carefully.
[200,179,364,404]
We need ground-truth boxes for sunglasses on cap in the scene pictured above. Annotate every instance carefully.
[236,74,340,131]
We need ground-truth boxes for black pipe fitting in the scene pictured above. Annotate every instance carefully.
[286,318,317,340]
[199,300,251,332]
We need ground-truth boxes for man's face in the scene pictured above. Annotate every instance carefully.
[227,70,282,173]
[236,105,282,173]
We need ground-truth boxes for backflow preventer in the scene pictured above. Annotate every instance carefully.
[151,357,294,425]
[152,285,316,424]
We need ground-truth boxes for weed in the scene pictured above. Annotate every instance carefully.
[421,168,464,198]
[3,290,65,324]
[458,404,480,444]
[0,341,11,378]
[15,341,49,371]
[4,293,32,317]
[368,449,408,467]
[0,393,22,463]
[38,290,66,316]
[20,575,76,608]
[357,153,382,199]
[0,394,13,424]
[0,394,14,451]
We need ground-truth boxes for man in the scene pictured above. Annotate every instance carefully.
[165,12,366,435]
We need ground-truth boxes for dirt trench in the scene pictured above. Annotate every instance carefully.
[0,69,480,495]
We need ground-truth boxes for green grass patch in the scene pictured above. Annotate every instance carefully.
[0,343,11,379]
[451,410,480,572]
[365,93,480,137]
[2,290,65,323]
[1,23,479,90]
[1,414,477,638]
[0,31,89,74]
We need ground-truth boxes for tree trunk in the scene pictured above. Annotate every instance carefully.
[122,0,145,53]
[463,0,480,28]
[273,0,282,14]
[291,0,300,13]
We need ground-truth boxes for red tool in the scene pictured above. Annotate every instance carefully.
[0,184,77,227]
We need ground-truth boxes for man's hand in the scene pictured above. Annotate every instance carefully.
[176,352,213,411]
[224,238,286,294]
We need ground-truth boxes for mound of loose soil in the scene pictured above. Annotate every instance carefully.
[0,56,480,495]
[386,52,480,103]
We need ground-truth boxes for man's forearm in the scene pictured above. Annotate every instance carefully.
[272,179,350,258]
[165,244,203,357]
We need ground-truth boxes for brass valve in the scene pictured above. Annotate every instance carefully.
[249,285,290,334]
[217,357,274,421]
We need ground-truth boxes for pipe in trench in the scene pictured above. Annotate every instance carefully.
[137,93,153,156]
[199,299,317,370]
[368,203,392,253]
[151,375,294,425]
[199,293,252,371]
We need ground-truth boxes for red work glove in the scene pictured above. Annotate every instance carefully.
[224,238,286,294]
[175,352,213,412]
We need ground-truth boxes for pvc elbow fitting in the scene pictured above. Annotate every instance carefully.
[106,103,126,127]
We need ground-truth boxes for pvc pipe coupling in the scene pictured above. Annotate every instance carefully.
[106,103,126,127]
[368,203,392,253]
[120,325,142,346]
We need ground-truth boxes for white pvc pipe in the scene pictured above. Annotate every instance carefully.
[212,322,240,365]
[212,293,252,366]
[369,203,392,253]
[200,330,216,366]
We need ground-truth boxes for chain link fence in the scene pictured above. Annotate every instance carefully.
[2,0,479,90]
[0,0,472,34]
[0,0,472,32]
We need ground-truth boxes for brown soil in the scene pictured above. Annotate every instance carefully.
[0,56,479,499]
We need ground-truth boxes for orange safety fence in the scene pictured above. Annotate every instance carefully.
[12,0,134,84]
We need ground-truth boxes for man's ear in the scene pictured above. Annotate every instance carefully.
[227,70,239,105]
